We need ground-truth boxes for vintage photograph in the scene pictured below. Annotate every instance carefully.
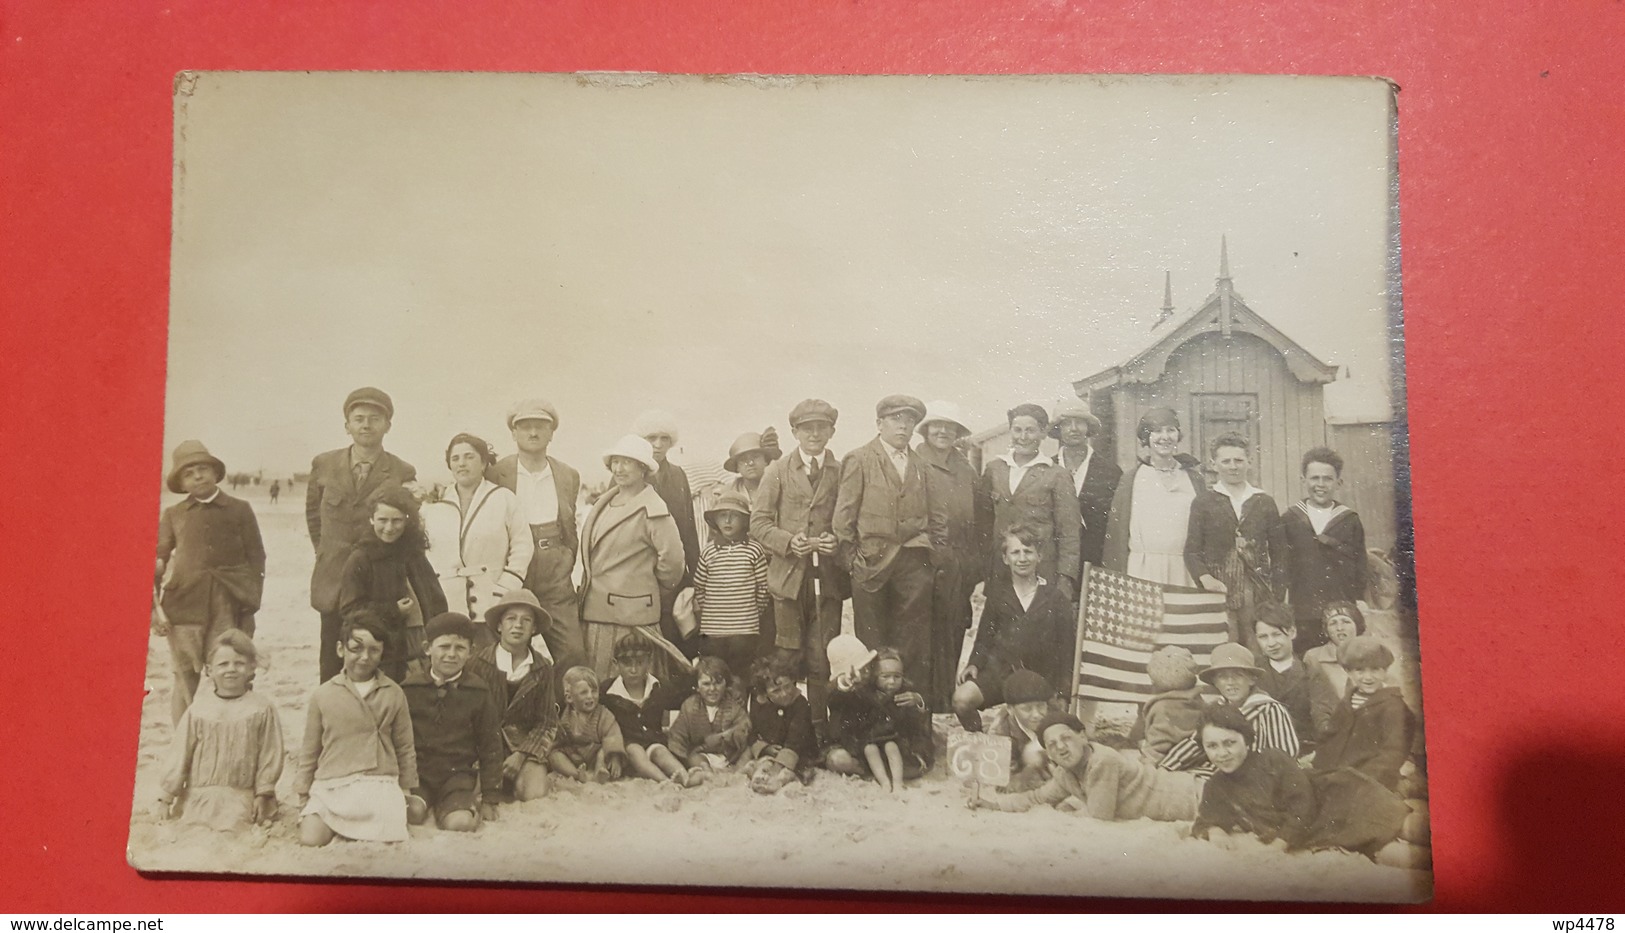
[128,71,1427,902]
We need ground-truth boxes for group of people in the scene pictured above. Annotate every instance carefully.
[150,385,1422,866]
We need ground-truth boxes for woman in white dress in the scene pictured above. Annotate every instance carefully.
[423,433,533,637]
[1101,407,1205,586]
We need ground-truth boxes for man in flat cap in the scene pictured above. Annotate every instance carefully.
[832,394,948,692]
[487,398,586,672]
[306,387,417,682]
[751,399,850,732]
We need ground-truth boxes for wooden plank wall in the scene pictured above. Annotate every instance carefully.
[1107,330,1328,509]
[1327,421,1399,553]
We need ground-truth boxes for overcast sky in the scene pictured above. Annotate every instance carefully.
[164,72,1396,482]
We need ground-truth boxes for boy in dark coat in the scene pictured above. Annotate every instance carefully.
[952,525,1075,732]
[154,440,266,724]
[600,630,693,783]
[1184,432,1283,647]
[743,655,820,794]
[401,613,503,831]
[464,589,558,801]
[1279,447,1367,654]
[1312,635,1416,791]
[1251,604,1315,750]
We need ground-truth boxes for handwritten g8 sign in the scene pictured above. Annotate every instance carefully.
[949,733,1013,787]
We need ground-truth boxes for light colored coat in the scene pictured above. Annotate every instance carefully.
[578,484,686,627]
[423,479,533,620]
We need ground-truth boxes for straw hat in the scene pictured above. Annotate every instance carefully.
[723,432,781,473]
[482,588,553,633]
[1198,643,1265,684]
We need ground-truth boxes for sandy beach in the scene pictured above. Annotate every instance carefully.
[127,483,1430,903]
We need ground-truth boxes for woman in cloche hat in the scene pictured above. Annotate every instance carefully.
[577,435,688,679]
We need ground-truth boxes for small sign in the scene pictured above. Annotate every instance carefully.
[948,732,1013,788]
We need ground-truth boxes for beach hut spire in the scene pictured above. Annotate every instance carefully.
[1152,271,1175,329]
[1217,235,1235,336]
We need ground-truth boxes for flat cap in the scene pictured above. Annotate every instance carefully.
[343,387,394,420]
[875,394,926,421]
[788,398,839,427]
[507,398,559,429]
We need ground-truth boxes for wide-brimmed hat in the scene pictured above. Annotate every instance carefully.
[723,432,781,473]
[507,398,559,429]
[602,434,660,474]
[788,398,839,428]
[917,400,970,438]
[166,440,226,494]
[343,386,394,420]
[704,488,753,524]
[875,394,927,422]
[826,633,877,681]
[1048,398,1102,438]
[482,588,553,632]
[1199,643,1265,684]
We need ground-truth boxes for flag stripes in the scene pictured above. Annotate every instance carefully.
[1071,564,1230,704]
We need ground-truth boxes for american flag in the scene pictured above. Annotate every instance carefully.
[1071,563,1229,704]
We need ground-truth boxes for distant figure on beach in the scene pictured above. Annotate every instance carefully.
[269,480,280,505]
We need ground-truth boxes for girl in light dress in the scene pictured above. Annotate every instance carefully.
[156,629,284,832]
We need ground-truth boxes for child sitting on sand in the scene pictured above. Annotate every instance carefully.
[401,613,503,832]
[981,669,1064,793]
[156,629,283,831]
[666,656,752,781]
[1127,645,1207,766]
[549,665,628,783]
[1252,604,1315,749]
[1312,635,1416,792]
[293,612,419,846]
[601,630,694,786]
[743,654,819,794]
[824,636,928,793]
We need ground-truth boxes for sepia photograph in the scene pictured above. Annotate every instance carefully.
[128,71,1427,902]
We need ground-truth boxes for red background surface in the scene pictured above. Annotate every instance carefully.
[3,0,1623,913]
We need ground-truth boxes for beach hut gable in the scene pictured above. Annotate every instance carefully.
[1073,246,1337,399]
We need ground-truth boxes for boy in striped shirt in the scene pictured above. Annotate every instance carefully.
[694,490,771,682]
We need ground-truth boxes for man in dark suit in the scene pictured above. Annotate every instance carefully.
[832,394,948,690]
[486,398,586,672]
[1053,398,1123,580]
[307,387,417,682]
[751,398,850,730]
